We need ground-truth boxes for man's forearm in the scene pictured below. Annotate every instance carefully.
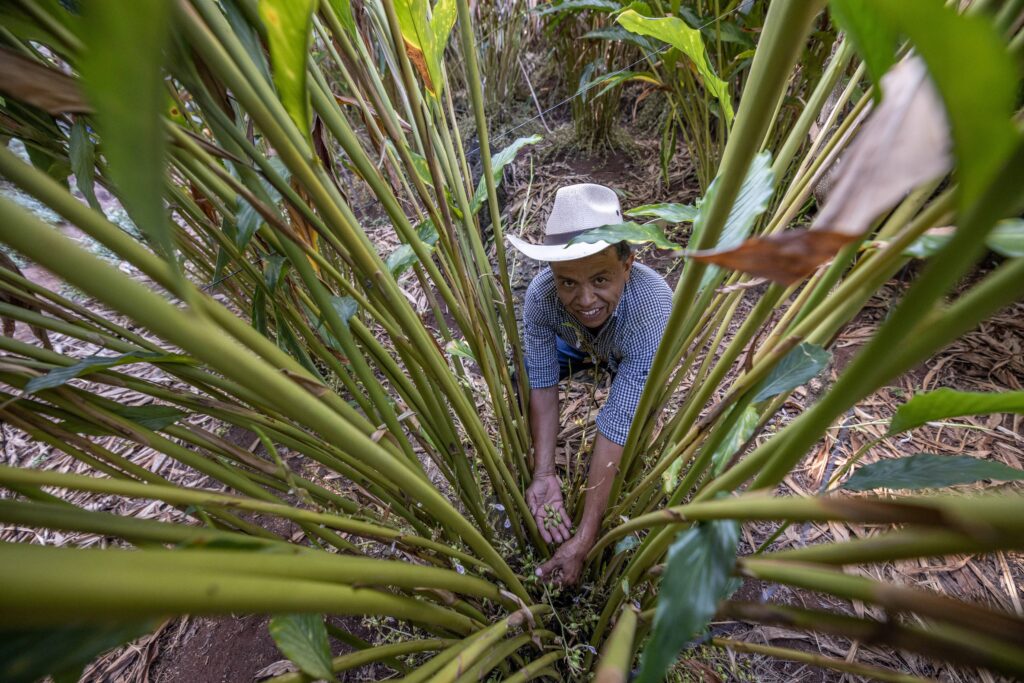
[529,385,559,476]
[575,433,624,541]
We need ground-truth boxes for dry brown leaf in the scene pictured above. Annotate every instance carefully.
[687,57,952,286]
[0,47,90,114]
[812,57,951,236]
[689,230,854,285]
[404,42,434,92]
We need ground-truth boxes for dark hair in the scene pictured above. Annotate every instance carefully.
[614,240,632,262]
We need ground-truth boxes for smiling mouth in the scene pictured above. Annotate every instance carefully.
[576,307,604,321]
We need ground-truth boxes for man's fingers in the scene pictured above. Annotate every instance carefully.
[537,518,553,544]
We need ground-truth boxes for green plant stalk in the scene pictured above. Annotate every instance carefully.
[736,144,1024,493]
[769,40,854,183]
[456,0,530,433]
[451,633,539,683]
[0,498,291,550]
[767,527,1024,565]
[0,544,477,634]
[719,600,1024,678]
[0,464,487,570]
[626,0,826,424]
[592,492,1024,556]
[267,638,455,683]
[500,651,565,683]
[741,558,1024,649]
[710,637,938,683]
[0,203,530,596]
[592,607,638,683]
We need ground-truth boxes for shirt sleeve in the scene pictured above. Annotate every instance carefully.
[595,306,670,446]
[523,282,560,389]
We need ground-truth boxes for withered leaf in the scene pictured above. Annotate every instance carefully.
[0,47,90,115]
[403,42,435,92]
[688,230,855,285]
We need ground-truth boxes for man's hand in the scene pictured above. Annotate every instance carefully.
[525,474,571,544]
[536,532,593,586]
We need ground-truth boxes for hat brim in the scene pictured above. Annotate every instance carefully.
[506,234,613,262]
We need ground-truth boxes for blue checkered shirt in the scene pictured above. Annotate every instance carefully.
[523,263,673,445]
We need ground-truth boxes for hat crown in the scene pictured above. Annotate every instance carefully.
[545,183,622,237]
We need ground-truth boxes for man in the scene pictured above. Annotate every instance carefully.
[507,183,673,585]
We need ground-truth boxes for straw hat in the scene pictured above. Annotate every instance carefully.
[507,183,623,262]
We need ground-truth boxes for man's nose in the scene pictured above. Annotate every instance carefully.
[577,286,597,306]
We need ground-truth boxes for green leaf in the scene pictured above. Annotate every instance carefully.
[614,534,640,555]
[905,220,1024,259]
[636,519,740,683]
[408,150,434,188]
[328,295,359,326]
[889,388,1024,436]
[583,70,661,100]
[986,219,1024,257]
[864,0,1019,211]
[263,253,289,292]
[470,135,542,213]
[710,405,759,476]
[841,453,1024,492]
[445,339,476,363]
[325,0,357,36]
[616,10,734,126]
[25,145,70,189]
[534,0,621,16]
[275,308,323,379]
[25,352,193,394]
[58,405,187,436]
[78,0,173,260]
[751,342,831,404]
[269,614,334,682]
[568,221,683,251]
[69,119,102,213]
[829,0,897,102]
[252,286,269,335]
[692,151,776,289]
[0,622,156,683]
[627,202,698,224]
[582,26,656,52]
[393,0,457,97]
[386,244,419,277]
[259,0,316,142]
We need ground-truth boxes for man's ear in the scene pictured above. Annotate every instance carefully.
[624,251,635,273]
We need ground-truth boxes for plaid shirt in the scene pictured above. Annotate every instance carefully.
[523,263,673,445]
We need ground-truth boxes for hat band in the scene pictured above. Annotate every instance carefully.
[543,228,591,246]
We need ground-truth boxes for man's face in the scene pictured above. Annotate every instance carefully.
[549,246,634,329]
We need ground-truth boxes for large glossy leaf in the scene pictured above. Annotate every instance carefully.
[78,0,173,260]
[25,352,193,394]
[635,519,739,683]
[0,622,155,683]
[259,0,316,142]
[626,202,698,224]
[69,119,102,214]
[616,10,733,126]
[889,388,1024,436]
[751,342,831,404]
[568,222,683,251]
[841,453,1024,492]
[470,135,543,213]
[864,0,1019,211]
[269,614,334,682]
[58,405,187,436]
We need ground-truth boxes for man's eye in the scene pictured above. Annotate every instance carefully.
[594,277,607,285]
